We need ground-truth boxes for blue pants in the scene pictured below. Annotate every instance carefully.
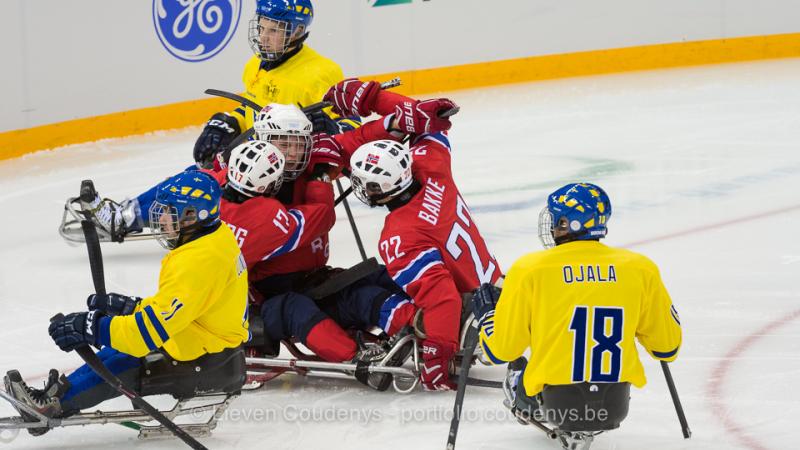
[61,347,141,415]
[257,268,410,344]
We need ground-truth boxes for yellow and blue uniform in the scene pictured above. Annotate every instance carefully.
[231,46,344,131]
[480,240,682,397]
[104,224,249,361]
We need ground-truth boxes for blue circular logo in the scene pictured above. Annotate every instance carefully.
[153,0,242,62]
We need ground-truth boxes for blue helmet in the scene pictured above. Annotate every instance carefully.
[249,0,314,61]
[149,171,221,249]
[538,183,612,248]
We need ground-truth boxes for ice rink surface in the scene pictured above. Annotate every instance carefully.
[1,58,799,449]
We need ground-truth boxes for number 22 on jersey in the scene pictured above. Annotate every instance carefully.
[569,306,624,383]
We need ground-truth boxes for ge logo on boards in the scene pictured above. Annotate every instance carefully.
[153,0,242,62]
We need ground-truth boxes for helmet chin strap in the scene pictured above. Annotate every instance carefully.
[554,229,595,246]
[259,33,308,70]
[384,179,422,211]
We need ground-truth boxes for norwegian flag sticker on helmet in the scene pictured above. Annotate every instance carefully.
[366,153,380,165]
[268,152,279,164]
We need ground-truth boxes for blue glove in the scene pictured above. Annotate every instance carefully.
[471,283,501,329]
[193,112,241,168]
[87,293,140,316]
[48,311,104,352]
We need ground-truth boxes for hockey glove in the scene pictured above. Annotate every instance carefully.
[471,283,501,333]
[193,112,241,168]
[307,133,345,180]
[87,293,140,316]
[48,311,105,352]
[391,99,458,136]
[420,339,457,391]
[306,108,341,135]
[324,78,382,117]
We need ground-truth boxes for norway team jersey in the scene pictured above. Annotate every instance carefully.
[106,225,249,361]
[377,133,502,347]
[232,46,343,131]
[480,241,682,396]
[207,169,336,280]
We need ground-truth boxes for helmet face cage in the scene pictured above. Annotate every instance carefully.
[538,206,556,249]
[248,15,301,61]
[261,133,310,180]
[149,202,192,250]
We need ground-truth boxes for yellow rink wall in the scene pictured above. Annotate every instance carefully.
[1,32,799,162]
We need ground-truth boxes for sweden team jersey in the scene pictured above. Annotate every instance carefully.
[231,45,344,131]
[480,240,682,396]
[107,224,250,361]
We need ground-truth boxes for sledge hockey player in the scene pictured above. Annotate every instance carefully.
[214,136,413,390]
[193,0,349,170]
[472,182,682,448]
[4,172,249,436]
[319,80,504,390]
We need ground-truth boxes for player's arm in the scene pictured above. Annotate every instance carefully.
[101,253,220,357]
[636,263,682,362]
[477,260,532,364]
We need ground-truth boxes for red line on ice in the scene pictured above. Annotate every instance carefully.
[624,203,800,450]
[622,203,800,248]
[706,308,800,450]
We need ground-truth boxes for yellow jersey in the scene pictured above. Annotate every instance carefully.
[480,240,682,396]
[231,45,344,131]
[108,224,249,361]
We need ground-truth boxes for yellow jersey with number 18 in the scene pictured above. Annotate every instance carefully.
[479,240,682,396]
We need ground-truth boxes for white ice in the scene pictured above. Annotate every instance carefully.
[1,58,799,450]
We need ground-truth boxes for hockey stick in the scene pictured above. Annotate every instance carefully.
[54,220,209,450]
[446,323,479,450]
[334,186,353,206]
[304,257,380,300]
[336,177,368,261]
[661,361,691,439]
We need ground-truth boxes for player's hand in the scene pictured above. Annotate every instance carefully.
[324,78,382,117]
[471,283,501,329]
[193,112,241,168]
[307,133,345,180]
[420,339,457,391]
[392,99,458,135]
[48,311,104,352]
[306,108,341,135]
[87,293,140,316]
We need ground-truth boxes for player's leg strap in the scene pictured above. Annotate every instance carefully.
[140,346,246,398]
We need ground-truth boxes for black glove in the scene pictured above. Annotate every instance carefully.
[193,112,241,168]
[48,311,104,352]
[471,283,501,325]
[306,108,342,135]
[87,293,140,316]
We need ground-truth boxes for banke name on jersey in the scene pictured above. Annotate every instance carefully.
[563,264,618,284]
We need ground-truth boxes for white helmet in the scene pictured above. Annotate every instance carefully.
[227,140,286,197]
[253,103,312,181]
[349,140,414,207]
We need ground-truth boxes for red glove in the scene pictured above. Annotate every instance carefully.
[392,99,458,135]
[307,133,346,178]
[324,78,382,117]
[420,339,457,391]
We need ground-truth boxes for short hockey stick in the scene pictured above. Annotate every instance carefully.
[661,361,691,438]
[53,219,208,450]
[446,324,479,450]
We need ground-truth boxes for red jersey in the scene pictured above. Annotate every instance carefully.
[206,169,336,280]
[338,130,502,347]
